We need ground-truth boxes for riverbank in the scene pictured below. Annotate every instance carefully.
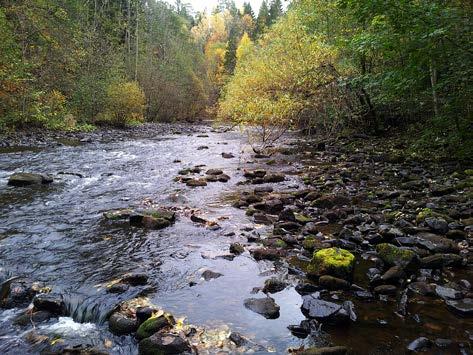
[0,123,472,354]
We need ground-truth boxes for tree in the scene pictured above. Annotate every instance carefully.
[236,32,254,62]
[255,1,270,37]
[269,0,283,24]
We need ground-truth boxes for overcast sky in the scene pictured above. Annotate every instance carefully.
[165,0,265,14]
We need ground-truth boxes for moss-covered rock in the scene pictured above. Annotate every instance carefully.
[375,243,417,268]
[307,248,355,280]
[136,314,173,339]
[302,236,319,252]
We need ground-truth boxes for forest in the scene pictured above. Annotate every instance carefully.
[1,0,471,158]
[0,1,472,355]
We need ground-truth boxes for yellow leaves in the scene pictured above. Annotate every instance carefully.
[236,32,254,62]
[101,82,146,126]
[218,0,352,133]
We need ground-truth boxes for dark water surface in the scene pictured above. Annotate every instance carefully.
[0,127,304,354]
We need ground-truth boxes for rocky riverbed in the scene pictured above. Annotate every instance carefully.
[0,124,472,354]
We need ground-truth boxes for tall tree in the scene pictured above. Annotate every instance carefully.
[269,0,283,24]
[255,0,270,36]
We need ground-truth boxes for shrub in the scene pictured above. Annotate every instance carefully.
[99,82,145,127]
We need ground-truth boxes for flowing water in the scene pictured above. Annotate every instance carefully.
[0,126,304,354]
[1,126,472,355]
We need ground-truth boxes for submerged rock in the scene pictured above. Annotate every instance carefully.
[244,297,280,319]
[407,337,432,352]
[445,298,473,317]
[14,310,54,326]
[129,209,175,230]
[318,275,350,290]
[8,172,53,186]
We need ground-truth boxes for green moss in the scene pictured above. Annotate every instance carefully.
[465,169,473,176]
[246,208,256,216]
[294,213,312,223]
[375,243,416,268]
[274,239,287,248]
[302,236,318,252]
[136,315,170,339]
[415,208,433,224]
[307,247,355,280]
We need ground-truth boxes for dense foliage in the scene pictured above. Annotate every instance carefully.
[0,0,209,130]
[219,0,473,158]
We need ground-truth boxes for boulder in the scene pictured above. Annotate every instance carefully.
[8,172,53,187]
[244,297,280,319]
[139,333,191,355]
[413,233,459,253]
[375,243,418,269]
[301,294,355,323]
[136,315,172,339]
[108,312,138,335]
[307,248,355,280]
[262,278,288,294]
[33,293,65,315]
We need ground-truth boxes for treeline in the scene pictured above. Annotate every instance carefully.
[219,0,473,158]
[0,0,286,131]
[0,0,209,130]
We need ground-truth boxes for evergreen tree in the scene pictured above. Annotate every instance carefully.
[255,1,270,37]
[223,27,239,74]
[242,2,255,20]
[269,0,283,24]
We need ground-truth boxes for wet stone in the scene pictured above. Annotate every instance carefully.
[136,315,171,339]
[435,285,462,300]
[122,272,148,286]
[108,312,138,335]
[8,172,53,186]
[244,297,280,319]
[262,278,288,294]
[297,346,349,355]
[14,310,54,326]
[301,295,348,323]
[374,285,397,295]
[33,293,65,315]
[139,333,191,355]
[201,270,223,281]
[318,275,350,290]
[407,337,432,352]
[229,243,245,255]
